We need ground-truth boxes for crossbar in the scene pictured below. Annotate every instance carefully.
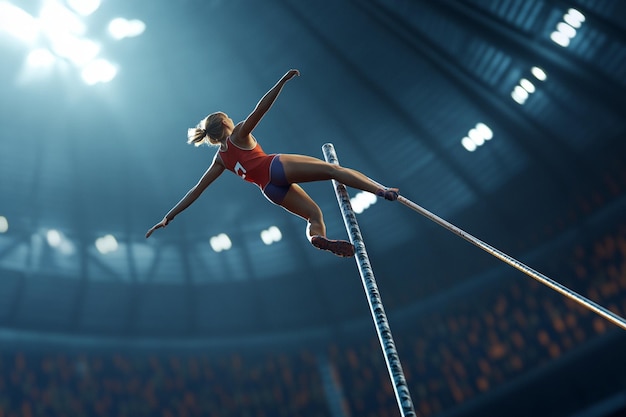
[378,182,626,332]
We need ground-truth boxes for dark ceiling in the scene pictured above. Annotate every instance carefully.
[0,0,625,347]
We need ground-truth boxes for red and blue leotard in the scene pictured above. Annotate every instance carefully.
[218,137,277,189]
[218,137,290,204]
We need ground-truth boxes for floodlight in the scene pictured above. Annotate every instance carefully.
[66,0,101,16]
[0,2,38,44]
[475,123,493,140]
[261,226,282,245]
[550,31,570,47]
[531,67,547,81]
[49,34,100,66]
[81,58,117,85]
[26,48,55,68]
[467,128,484,146]
[46,229,62,247]
[556,22,576,39]
[519,78,536,94]
[108,18,146,40]
[210,233,232,252]
[565,8,585,25]
[461,137,477,152]
[95,234,118,254]
[39,2,86,36]
[350,191,377,214]
[513,85,529,102]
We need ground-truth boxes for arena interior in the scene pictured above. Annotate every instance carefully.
[1,0,626,416]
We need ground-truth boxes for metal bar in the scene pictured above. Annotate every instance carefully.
[322,143,417,417]
[389,190,626,332]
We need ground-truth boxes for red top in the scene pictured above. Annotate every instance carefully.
[218,137,276,189]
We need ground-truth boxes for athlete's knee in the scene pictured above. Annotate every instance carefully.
[324,163,346,179]
[303,161,338,180]
[335,166,364,185]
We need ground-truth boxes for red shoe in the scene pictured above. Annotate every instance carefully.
[311,235,355,257]
[376,187,399,201]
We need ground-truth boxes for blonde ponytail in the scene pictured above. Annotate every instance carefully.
[187,112,227,147]
[187,127,208,147]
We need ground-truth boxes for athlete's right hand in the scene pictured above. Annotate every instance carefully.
[146,217,169,238]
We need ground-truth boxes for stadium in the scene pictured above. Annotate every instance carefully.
[1,0,625,416]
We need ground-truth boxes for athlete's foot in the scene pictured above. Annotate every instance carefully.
[376,187,399,201]
[311,235,355,257]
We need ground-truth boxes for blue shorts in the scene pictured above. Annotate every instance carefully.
[262,155,291,205]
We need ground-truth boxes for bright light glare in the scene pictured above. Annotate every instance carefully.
[557,22,576,39]
[260,226,282,245]
[2,1,132,87]
[531,66,547,81]
[511,91,526,105]
[565,8,585,26]
[513,85,529,103]
[563,13,581,29]
[519,78,536,93]
[350,191,377,214]
[462,122,494,152]
[0,2,39,44]
[461,137,477,152]
[210,233,232,252]
[27,48,55,68]
[550,9,584,48]
[39,2,86,36]
[0,216,8,233]
[66,0,101,16]
[81,59,117,85]
[467,128,484,146]
[550,31,570,47]
[50,34,100,66]
[46,229,62,247]
[108,18,146,40]
[475,123,493,140]
[95,234,118,254]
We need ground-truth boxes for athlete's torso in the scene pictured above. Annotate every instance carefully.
[218,136,275,188]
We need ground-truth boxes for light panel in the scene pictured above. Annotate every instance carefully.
[462,123,494,152]
[0,1,39,44]
[210,233,232,252]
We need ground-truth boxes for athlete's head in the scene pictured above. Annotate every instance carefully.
[187,112,231,147]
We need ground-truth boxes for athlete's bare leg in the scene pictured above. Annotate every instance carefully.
[278,154,384,193]
[278,183,354,257]
[278,183,326,237]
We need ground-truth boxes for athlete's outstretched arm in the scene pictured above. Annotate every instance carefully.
[237,69,300,138]
[146,154,225,238]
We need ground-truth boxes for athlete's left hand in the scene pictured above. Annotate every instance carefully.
[284,69,300,81]
[146,217,169,238]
